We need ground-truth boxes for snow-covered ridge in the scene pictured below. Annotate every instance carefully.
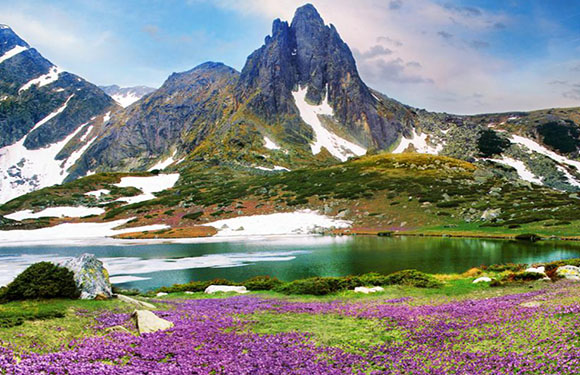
[203,209,351,236]
[292,87,366,162]
[0,45,28,64]
[392,128,443,155]
[19,66,63,92]
[5,206,105,221]
[115,173,180,205]
[111,92,140,108]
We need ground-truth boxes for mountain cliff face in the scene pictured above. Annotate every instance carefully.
[238,4,402,150]
[71,62,239,176]
[0,25,116,203]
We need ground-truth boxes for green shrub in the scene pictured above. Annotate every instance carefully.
[275,277,359,295]
[182,211,203,220]
[512,272,545,282]
[485,263,526,273]
[383,269,442,288]
[0,262,79,302]
[243,276,282,291]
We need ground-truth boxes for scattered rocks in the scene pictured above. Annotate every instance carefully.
[473,277,492,284]
[556,265,580,281]
[132,310,173,335]
[354,286,384,294]
[204,285,248,294]
[116,294,156,309]
[61,254,112,300]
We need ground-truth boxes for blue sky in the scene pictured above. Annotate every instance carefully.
[1,0,579,114]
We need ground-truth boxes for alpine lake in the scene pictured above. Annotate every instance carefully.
[2,236,580,291]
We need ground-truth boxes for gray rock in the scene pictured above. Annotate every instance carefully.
[132,310,173,335]
[116,294,156,309]
[556,265,580,281]
[61,254,112,300]
[481,208,501,221]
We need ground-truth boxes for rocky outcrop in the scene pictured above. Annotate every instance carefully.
[132,310,173,334]
[61,254,112,300]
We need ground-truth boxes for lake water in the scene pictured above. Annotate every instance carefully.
[2,236,580,291]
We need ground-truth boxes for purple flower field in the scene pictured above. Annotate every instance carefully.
[1,282,579,374]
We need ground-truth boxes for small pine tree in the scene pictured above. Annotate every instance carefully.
[0,262,79,302]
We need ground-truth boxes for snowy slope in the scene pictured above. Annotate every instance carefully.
[292,87,366,162]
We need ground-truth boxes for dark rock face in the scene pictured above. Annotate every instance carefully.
[0,26,115,150]
[237,4,402,149]
[76,62,239,174]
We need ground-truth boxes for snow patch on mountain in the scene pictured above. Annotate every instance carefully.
[85,189,110,198]
[255,165,290,172]
[488,157,543,185]
[292,87,366,162]
[19,66,63,92]
[0,45,28,64]
[114,173,180,205]
[557,166,580,188]
[5,206,105,221]
[0,119,92,204]
[263,136,281,150]
[392,128,443,155]
[510,135,580,170]
[203,209,351,236]
[99,85,156,108]
[29,95,74,134]
[148,151,177,171]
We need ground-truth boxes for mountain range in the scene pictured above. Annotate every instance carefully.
[0,4,579,208]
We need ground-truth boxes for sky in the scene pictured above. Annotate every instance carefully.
[1,0,579,115]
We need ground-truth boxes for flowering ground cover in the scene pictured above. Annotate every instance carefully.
[0,281,579,374]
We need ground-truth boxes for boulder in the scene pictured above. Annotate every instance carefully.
[132,310,173,334]
[204,285,248,294]
[354,286,384,294]
[556,265,580,281]
[116,294,156,309]
[61,254,112,300]
[156,292,168,297]
[520,301,542,308]
[473,277,492,284]
[480,208,501,221]
[525,266,545,274]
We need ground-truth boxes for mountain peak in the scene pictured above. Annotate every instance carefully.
[291,4,324,26]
